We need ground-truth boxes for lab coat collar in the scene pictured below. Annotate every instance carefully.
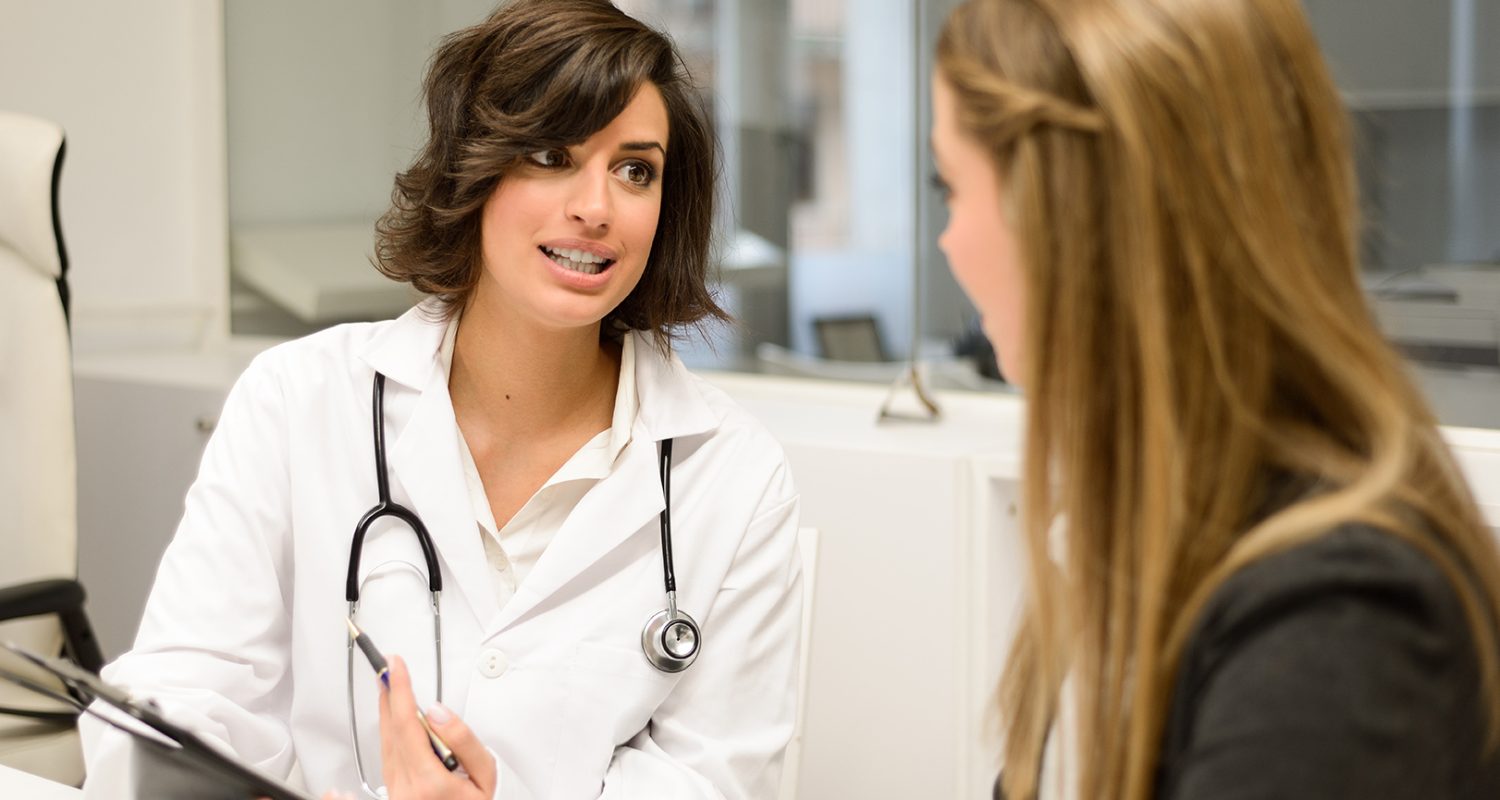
[489,434,665,633]
[356,302,496,624]
[629,332,719,443]
[357,299,447,392]
[388,355,503,631]
[354,300,722,633]
[358,299,721,442]
[491,340,719,632]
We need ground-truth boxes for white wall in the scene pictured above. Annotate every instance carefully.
[224,0,498,227]
[0,1,227,352]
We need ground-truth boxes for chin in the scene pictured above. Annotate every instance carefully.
[528,290,617,323]
[993,352,1023,388]
[539,314,611,333]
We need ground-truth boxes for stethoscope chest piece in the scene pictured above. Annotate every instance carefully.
[643,438,700,673]
[642,605,700,673]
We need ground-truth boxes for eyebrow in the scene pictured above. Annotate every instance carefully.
[621,141,666,156]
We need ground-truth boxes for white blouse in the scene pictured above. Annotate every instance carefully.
[439,315,639,610]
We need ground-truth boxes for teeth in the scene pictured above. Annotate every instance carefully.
[542,247,605,275]
[544,246,605,265]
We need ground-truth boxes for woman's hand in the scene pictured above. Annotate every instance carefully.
[313,654,496,800]
[366,654,497,799]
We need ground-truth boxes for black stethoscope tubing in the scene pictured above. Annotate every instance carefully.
[657,438,676,593]
[344,371,700,675]
[346,373,442,602]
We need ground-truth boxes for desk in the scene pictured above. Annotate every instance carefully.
[0,762,81,798]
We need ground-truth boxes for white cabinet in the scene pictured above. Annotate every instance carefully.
[703,373,1027,798]
[68,354,1500,796]
[73,343,274,659]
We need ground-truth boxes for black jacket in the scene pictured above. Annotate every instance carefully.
[996,524,1500,799]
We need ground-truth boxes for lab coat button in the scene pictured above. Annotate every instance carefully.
[478,648,509,678]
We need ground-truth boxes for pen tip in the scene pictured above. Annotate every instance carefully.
[345,617,361,641]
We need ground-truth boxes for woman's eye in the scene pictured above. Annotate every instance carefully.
[528,149,568,168]
[929,171,952,201]
[615,161,656,187]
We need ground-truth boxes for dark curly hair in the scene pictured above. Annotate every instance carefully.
[373,0,729,346]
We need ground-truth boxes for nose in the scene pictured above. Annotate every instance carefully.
[565,167,612,232]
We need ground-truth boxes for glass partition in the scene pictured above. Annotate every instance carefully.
[1306,0,1500,428]
[223,0,1499,427]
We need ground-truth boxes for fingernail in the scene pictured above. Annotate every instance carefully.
[426,703,453,724]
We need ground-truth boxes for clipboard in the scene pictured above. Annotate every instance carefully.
[0,641,314,800]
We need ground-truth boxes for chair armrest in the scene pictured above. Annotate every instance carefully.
[0,578,84,622]
[0,578,104,673]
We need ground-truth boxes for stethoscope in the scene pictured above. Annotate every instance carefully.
[344,373,700,795]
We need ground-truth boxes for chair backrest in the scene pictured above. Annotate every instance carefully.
[0,111,75,654]
[778,526,819,800]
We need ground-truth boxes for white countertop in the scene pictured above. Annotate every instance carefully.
[0,763,81,798]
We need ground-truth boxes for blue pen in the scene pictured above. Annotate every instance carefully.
[346,617,460,771]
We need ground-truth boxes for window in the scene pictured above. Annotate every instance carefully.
[222,1,1500,428]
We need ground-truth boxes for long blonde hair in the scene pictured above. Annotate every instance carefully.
[936,1,1500,798]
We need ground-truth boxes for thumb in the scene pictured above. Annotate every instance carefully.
[425,702,497,794]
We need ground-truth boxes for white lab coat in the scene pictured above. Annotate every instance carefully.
[81,303,803,799]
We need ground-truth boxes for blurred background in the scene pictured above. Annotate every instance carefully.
[0,2,1497,796]
[3,0,1495,422]
[217,0,1500,429]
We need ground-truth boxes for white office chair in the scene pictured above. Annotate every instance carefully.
[778,527,819,800]
[0,110,102,787]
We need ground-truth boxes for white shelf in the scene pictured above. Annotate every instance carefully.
[1342,88,1500,111]
[230,221,420,324]
[230,222,782,324]
[718,229,786,289]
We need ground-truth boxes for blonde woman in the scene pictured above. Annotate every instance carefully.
[929,0,1500,798]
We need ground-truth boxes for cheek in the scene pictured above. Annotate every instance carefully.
[992,264,1024,334]
[619,195,663,259]
[944,207,1002,303]
[636,193,664,238]
[943,200,1027,378]
[987,233,1027,378]
[482,184,543,251]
